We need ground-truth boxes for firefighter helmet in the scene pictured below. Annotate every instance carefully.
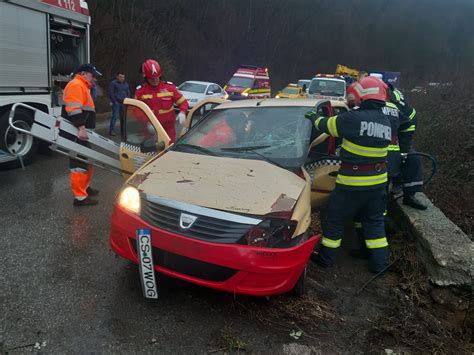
[142,59,161,79]
[353,77,387,102]
[346,82,361,107]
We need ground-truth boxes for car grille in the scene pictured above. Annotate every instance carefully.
[130,240,237,282]
[140,198,255,244]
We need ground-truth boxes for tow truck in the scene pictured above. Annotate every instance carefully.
[307,74,347,102]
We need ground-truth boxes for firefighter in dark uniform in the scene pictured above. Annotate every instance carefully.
[349,82,414,259]
[387,84,426,210]
[306,77,392,273]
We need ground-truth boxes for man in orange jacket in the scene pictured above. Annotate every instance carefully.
[62,63,102,206]
[135,59,188,142]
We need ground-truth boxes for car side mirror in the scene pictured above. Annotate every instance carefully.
[206,91,213,95]
[140,137,165,153]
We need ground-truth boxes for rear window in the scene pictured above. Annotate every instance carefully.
[282,87,299,94]
[178,82,207,93]
[308,79,345,97]
[228,77,254,88]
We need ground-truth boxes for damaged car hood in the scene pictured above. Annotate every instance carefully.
[129,151,306,216]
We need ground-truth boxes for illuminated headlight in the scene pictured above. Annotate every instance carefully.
[275,95,280,98]
[118,186,140,214]
[241,91,249,97]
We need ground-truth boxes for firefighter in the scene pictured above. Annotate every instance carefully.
[349,82,414,259]
[135,59,188,142]
[62,63,102,206]
[306,77,392,273]
[385,83,426,210]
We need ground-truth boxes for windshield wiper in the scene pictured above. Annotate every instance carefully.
[220,145,271,152]
[174,143,217,156]
[220,146,286,169]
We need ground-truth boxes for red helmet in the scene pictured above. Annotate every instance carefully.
[353,77,387,102]
[142,59,161,79]
[346,82,361,107]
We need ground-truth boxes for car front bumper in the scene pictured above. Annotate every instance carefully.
[110,205,320,296]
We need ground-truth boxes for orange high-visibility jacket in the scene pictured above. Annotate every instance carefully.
[62,74,96,128]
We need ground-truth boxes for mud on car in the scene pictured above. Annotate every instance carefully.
[110,98,341,297]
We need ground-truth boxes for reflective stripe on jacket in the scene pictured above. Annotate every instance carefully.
[62,75,95,128]
[314,100,391,190]
[135,81,189,125]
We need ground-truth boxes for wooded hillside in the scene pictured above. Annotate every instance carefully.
[88,0,474,90]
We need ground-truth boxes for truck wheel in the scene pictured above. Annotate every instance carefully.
[292,265,307,297]
[0,108,38,168]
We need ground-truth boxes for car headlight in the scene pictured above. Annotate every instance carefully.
[118,186,140,214]
[241,218,297,248]
[275,95,280,98]
[241,91,249,97]
[189,98,198,103]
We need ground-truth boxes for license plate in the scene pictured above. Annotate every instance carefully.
[136,229,158,299]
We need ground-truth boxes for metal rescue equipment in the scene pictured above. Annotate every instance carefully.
[8,103,121,173]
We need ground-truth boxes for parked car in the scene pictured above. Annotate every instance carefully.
[275,83,307,99]
[110,97,340,297]
[177,81,227,109]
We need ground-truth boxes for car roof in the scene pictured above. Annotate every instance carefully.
[214,98,327,109]
[311,77,345,83]
[181,80,219,86]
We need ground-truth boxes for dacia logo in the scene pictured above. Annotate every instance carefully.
[179,213,197,230]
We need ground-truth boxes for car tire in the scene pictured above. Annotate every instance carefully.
[0,108,38,169]
[292,264,307,297]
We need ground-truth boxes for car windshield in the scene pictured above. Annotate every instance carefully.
[297,80,310,87]
[174,106,312,170]
[308,79,345,96]
[178,82,207,93]
[282,87,299,94]
[228,77,254,88]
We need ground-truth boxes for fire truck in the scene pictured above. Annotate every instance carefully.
[0,0,91,167]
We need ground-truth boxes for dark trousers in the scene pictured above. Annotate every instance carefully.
[110,103,123,133]
[401,153,423,194]
[320,186,389,273]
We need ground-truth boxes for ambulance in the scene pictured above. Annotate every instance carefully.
[224,65,271,100]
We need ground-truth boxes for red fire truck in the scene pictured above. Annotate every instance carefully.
[0,0,91,167]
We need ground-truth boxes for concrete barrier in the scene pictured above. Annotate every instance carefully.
[393,193,473,288]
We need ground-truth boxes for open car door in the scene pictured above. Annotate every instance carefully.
[304,100,342,209]
[179,98,228,137]
[120,98,171,178]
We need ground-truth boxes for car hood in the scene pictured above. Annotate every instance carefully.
[226,86,245,94]
[129,151,306,216]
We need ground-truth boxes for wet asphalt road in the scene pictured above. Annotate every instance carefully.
[0,142,293,353]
